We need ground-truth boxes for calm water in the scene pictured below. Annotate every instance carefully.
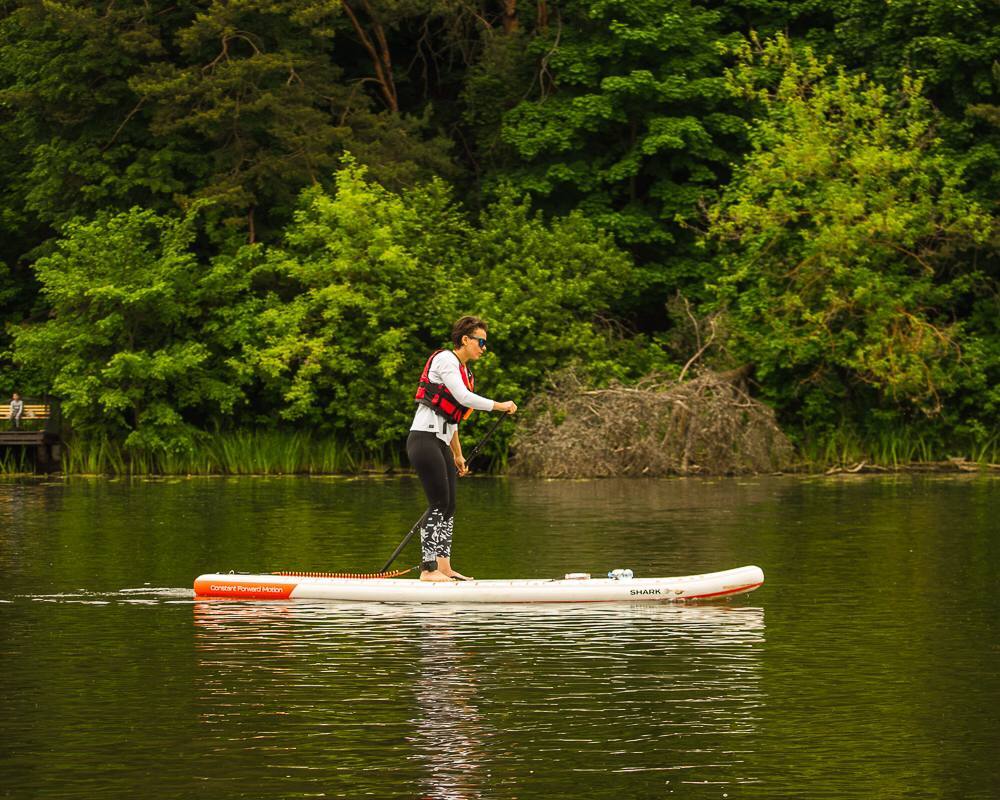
[0,475,997,799]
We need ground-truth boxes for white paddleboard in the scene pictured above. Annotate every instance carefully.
[193,565,764,604]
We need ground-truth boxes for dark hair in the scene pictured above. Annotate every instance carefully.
[451,316,488,347]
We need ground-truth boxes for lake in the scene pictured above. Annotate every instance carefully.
[1,475,997,799]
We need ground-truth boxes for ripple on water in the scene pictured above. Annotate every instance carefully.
[182,600,766,797]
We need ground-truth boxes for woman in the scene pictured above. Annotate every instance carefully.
[407,316,517,581]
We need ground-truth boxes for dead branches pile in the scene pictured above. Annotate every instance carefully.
[510,371,794,478]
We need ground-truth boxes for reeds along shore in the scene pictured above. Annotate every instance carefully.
[0,429,997,477]
[44,432,379,477]
[796,429,999,472]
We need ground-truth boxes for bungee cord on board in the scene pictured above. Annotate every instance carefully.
[274,567,417,580]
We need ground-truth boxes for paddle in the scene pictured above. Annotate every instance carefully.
[461,411,509,466]
[377,507,431,575]
[378,412,510,573]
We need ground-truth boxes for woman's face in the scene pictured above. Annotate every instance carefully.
[463,328,488,361]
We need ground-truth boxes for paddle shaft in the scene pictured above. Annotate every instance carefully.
[463,411,509,464]
[379,412,510,573]
[379,508,431,573]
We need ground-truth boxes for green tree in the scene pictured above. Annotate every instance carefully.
[9,207,251,450]
[243,162,645,452]
[128,0,346,242]
[717,0,1000,203]
[242,161,473,448]
[482,0,745,314]
[704,37,996,443]
[0,0,177,240]
[468,187,654,395]
[0,259,21,392]
[0,0,459,256]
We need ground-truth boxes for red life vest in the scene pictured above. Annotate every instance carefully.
[414,350,475,424]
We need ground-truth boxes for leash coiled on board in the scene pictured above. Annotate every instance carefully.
[274,566,416,580]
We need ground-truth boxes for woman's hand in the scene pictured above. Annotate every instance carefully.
[454,453,469,476]
[494,400,518,415]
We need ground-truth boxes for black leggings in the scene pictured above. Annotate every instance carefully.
[406,431,457,562]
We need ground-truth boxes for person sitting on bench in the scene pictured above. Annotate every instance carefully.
[9,393,23,429]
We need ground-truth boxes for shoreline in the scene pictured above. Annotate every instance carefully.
[1,460,998,479]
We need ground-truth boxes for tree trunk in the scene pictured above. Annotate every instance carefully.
[342,1,399,112]
[502,0,518,33]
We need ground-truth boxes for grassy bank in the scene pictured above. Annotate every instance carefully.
[0,447,32,474]
[58,431,389,477]
[1,428,996,477]
[795,429,999,472]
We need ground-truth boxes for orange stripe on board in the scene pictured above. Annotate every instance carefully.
[685,581,763,600]
[193,579,298,599]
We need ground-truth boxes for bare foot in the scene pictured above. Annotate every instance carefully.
[419,570,455,582]
[442,570,474,581]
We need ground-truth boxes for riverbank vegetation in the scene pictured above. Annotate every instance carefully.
[1,2,997,475]
[58,431,368,476]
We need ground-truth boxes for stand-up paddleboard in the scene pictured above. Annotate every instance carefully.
[193,565,763,603]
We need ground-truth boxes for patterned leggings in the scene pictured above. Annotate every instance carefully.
[406,431,457,564]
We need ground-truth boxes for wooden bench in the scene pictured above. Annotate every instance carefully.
[0,402,52,425]
[0,400,61,470]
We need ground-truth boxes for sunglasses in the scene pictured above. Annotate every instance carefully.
[467,336,488,350]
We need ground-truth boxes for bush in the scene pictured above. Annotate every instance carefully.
[703,36,996,444]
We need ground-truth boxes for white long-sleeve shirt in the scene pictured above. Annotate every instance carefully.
[410,350,494,444]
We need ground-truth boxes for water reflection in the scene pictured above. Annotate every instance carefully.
[191,601,765,796]
[411,611,492,800]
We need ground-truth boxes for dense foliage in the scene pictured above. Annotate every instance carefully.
[10,207,251,450]
[705,37,996,448]
[1,0,997,465]
[11,162,648,454]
